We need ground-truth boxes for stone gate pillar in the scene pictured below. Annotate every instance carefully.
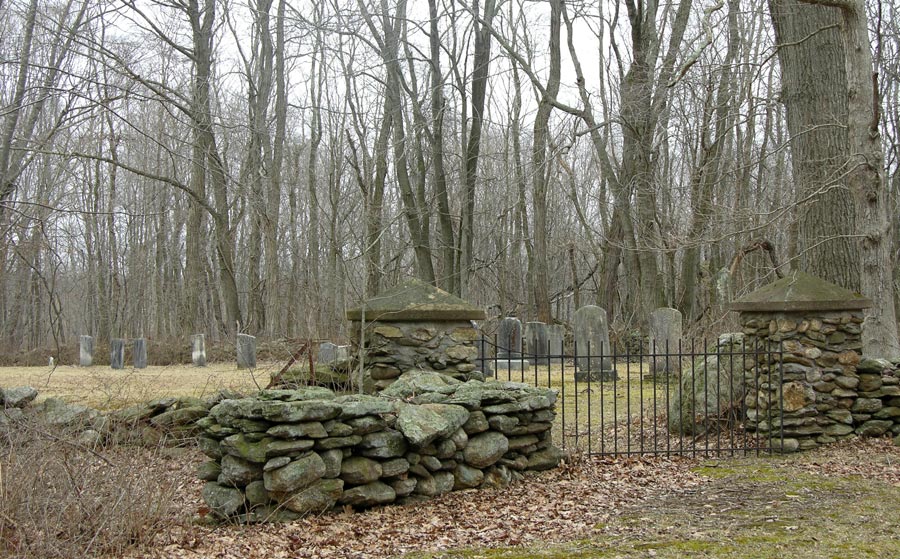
[346,279,487,393]
[731,270,873,452]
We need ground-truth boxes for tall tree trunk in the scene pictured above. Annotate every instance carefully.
[241,0,275,335]
[359,0,436,283]
[428,0,455,293]
[619,0,692,324]
[796,0,899,357]
[680,0,740,319]
[306,17,324,332]
[769,0,858,290]
[531,0,562,323]
[190,0,243,334]
[266,0,287,336]
[459,0,497,297]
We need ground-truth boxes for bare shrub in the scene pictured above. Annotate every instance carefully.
[0,415,179,558]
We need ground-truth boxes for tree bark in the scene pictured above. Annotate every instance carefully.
[531,0,562,323]
[459,0,497,298]
[796,0,900,358]
[769,0,858,290]
[428,0,456,294]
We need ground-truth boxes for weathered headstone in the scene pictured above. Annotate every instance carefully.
[79,335,94,367]
[110,338,125,370]
[133,338,148,369]
[526,322,550,365]
[335,345,350,363]
[573,305,616,381]
[192,334,207,367]
[496,317,529,370]
[237,334,257,369]
[648,307,682,378]
[548,325,564,365]
[318,342,338,364]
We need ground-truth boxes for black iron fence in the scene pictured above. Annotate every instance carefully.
[477,335,784,458]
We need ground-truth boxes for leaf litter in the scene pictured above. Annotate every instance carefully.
[129,437,900,559]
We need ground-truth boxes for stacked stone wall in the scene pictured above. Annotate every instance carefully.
[350,320,482,393]
[741,311,900,451]
[197,371,562,522]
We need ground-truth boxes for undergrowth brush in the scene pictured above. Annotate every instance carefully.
[0,415,180,558]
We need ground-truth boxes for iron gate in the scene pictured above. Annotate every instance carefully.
[477,336,784,458]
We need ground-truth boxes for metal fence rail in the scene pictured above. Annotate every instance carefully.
[477,336,784,458]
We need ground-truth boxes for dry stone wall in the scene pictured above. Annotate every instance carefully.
[741,311,900,451]
[197,371,562,522]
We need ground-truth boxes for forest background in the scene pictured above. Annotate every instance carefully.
[2,0,899,359]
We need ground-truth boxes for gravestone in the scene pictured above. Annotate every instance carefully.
[192,334,207,367]
[237,334,257,369]
[526,322,550,365]
[133,338,148,369]
[110,338,125,370]
[318,342,338,364]
[573,305,616,381]
[335,345,350,363]
[496,317,529,370]
[548,325,564,365]
[79,335,94,367]
[648,307,682,379]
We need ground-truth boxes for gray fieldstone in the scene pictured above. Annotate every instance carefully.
[340,456,383,485]
[1,386,38,408]
[280,478,344,513]
[197,460,222,481]
[266,439,315,457]
[340,481,396,507]
[453,463,484,489]
[396,403,470,447]
[380,457,410,477]
[318,449,343,478]
[219,454,263,487]
[202,482,245,518]
[464,431,509,468]
[263,452,326,493]
[359,429,408,458]
[267,421,328,439]
[668,333,745,435]
[245,480,270,506]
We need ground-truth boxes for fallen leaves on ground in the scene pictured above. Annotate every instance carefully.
[131,437,900,559]
[786,436,900,485]
[137,453,703,559]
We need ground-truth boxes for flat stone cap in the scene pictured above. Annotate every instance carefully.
[346,279,487,321]
[730,270,872,312]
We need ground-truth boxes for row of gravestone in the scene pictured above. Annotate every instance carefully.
[485,306,684,381]
[76,333,259,370]
[76,305,683,373]
[77,336,150,369]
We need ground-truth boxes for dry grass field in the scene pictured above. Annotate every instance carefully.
[0,363,278,409]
